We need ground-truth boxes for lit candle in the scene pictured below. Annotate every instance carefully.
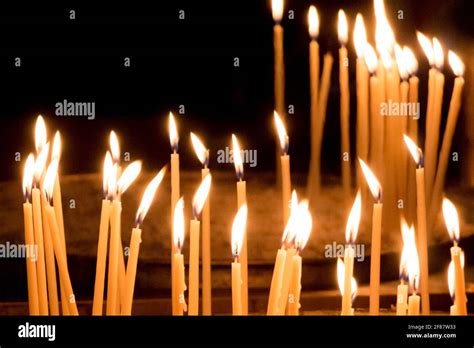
[188,174,212,315]
[287,201,312,316]
[231,204,248,316]
[337,258,358,316]
[106,160,141,315]
[431,52,465,223]
[32,137,49,315]
[277,191,298,315]
[169,112,180,314]
[406,225,420,316]
[447,257,464,316]
[92,152,113,315]
[274,111,291,224]
[307,6,321,197]
[404,135,430,314]
[364,43,384,178]
[336,9,351,196]
[341,191,361,315]
[43,160,79,315]
[122,166,167,315]
[359,159,383,315]
[397,220,413,315]
[232,134,248,314]
[191,132,212,315]
[22,154,40,315]
[354,14,369,189]
[172,198,187,315]
[442,198,467,315]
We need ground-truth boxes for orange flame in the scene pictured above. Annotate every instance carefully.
[103,151,113,199]
[359,159,382,202]
[442,198,460,244]
[192,173,211,219]
[231,204,248,258]
[337,258,358,301]
[272,0,284,22]
[117,161,141,195]
[33,142,50,186]
[308,6,319,39]
[173,197,185,252]
[403,46,418,76]
[22,153,35,202]
[43,159,59,204]
[35,115,47,154]
[232,134,244,180]
[135,166,167,227]
[169,112,178,152]
[448,51,464,77]
[294,200,312,252]
[404,134,423,167]
[432,37,444,70]
[345,191,361,243]
[364,43,378,74]
[395,44,409,81]
[191,132,209,167]
[416,31,434,66]
[109,131,120,164]
[274,111,289,154]
[353,14,367,59]
[337,9,348,45]
[281,190,298,247]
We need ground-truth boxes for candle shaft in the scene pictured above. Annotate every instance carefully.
[202,168,212,315]
[341,246,354,315]
[408,294,420,315]
[339,46,351,195]
[369,75,384,178]
[398,81,410,206]
[173,252,187,315]
[277,247,296,314]
[117,238,126,313]
[23,202,40,315]
[267,248,287,315]
[407,76,419,223]
[451,246,467,315]
[274,23,285,182]
[188,219,200,315]
[356,58,369,187]
[106,199,121,315]
[369,203,383,315]
[232,261,243,315]
[281,154,291,224]
[121,228,142,315]
[287,254,302,316]
[396,283,408,315]
[171,152,180,314]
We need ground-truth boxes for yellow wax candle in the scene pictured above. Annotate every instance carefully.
[342,246,355,315]
[407,74,419,224]
[231,204,248,316]
[107,199,121,315]
[232,261,242,315]
[450,304,459,316]
[267,248,287,315]
[32,188,49,315]
[396,283,408,315]
[451,246,467,315]
[277,247,296,315]
[117,238,126,313]
[287,254,302,316]
[188,219,200,316]
[172,197,187,315]
[201,167,212,315]
[121,228,141,315]
[92,199,111,315]
[408,294,420,315]
[272,0,285,119]
[307,5,320,198]
[430,53,465,223]
[274,112,291,224]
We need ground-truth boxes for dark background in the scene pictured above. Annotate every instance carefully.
[0,0,471,181]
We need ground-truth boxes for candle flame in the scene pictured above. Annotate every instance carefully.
[448,260,455,301]
[399,218,413,282]
[345,191,361,244]
[364,43,378,74]
[190,132,209,167]
[379,47,393,70]
[192,173,211,219]
[231,134,244,180]
[294,200,312,252]
[169,112,179,152]
[231,204,248,258]
[395,44,409,81]
[416,31,434,66]
[43,159,59,205]
[432,37,444,70]
[403,134,423,167]
[52,131,61,161]
[135,165,167,227]
[281,190,298,247]
[109,131,120,164]
[406,224,420,294]
[448,51,465,77]
[35,115,47,154]
[173,197,185,252]
[274,111,289,154]
[308,6,319,39]
[117,161,141,195]
[33,142,50,186]
[442,197,460,244]
[374,0,395,54]
[272,0,284,22]
[353,14,367,59]
[337,10,348,45]
[22,153,35,202]
[103,151,113,199]
[108,164,118,201]
[337,258,358,302]
[403,46,418,76]
[359,159,382,202]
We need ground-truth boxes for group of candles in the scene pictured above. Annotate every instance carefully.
[19,0,469,316]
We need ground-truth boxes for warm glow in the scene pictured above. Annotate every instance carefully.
[169,112,178,152]
[192,173,211,219]
[272,0,284,22]
[22,153,35,202]
[308,6,319,39]
[232,134,244,180]
[231,204,248,258]
[379,47,393,70]
[135,166,167,227]
[345,191,362,244]
[274,111,289,154]
[103,151,113,199]
[406,225,420,293]
[448,51,465,77]
[43,159,59,204]
[52,131,61,161]
[191,132,209,167]
[403,134,423,167]
[442,198,460,244]
[33,142,50,186]
[109,131,120,164]
[108,164,118,200]
[35,115,47,154]
[281,190,298,247]
[294,201,312,252]
[337,258,358,301]
[432,37,444,70]
[359,159,382,202]
[337,10,348,45]
[400,219,414,281]
[353,14,367,59]
[416,31,434,66]
[395,44,409,81]
[374,0,395,53]
[403,46,418,76]
[173,197,185,252]
[364,43,378,74]
[117,161,141,195]
[448,260,455,301]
